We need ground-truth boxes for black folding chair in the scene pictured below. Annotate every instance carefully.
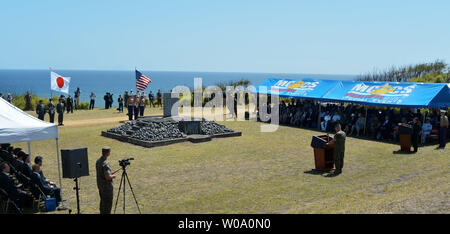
[15,171,47,212]
[0,188,22,214]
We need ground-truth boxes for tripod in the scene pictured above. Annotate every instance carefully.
[113,165,141,214]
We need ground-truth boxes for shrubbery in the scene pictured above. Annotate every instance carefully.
[79,102,90,110]
[12,94,58,111]
[11,93,91,110]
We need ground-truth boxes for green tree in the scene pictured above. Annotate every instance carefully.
[357,60,448,82]
[409,72,450,83]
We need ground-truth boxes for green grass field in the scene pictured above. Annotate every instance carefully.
[14,108,450,214]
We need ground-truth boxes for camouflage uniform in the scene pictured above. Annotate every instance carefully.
[96,156,114,214]
[333,130,346,173]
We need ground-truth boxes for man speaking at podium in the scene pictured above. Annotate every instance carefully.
[328,123,346,175]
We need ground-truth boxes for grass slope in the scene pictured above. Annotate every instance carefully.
[13,108,449,214]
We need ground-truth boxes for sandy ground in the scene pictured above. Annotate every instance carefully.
[59,116,129,128]
[57,108,241,128]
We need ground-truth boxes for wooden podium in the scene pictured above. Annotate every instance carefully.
[310,135,334,171]
[398,124,413,152]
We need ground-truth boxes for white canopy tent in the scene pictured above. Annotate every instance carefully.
[0,97,62,190]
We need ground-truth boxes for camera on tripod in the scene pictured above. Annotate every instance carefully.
[114,157,141,214]
[119,158,134,168]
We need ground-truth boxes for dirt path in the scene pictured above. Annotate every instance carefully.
[58,109,237,128]
[59,116,129,128]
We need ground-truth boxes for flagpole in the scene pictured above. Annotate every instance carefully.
[49,67,53,100]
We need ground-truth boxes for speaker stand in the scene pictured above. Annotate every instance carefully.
[73,177,81,214]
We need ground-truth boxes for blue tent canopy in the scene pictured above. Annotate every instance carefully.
[322,81,450,108]
[255,78,450,108]
[254,78,340,100]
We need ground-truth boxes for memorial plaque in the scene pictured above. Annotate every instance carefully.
[163,93,179,117]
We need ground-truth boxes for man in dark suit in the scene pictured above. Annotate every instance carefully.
[0,144,13,163]
[378,115,392,140]
[411,117,421,152]
[104,93,109,109]
[36,100,46,120]
[34,156,57,188]
[20,153,33,179]
[56,99,65,126]
[66,95,74,113]
[108,93,114,109]
[47,98,56,123]
[0,162,28,208]
[0,144,18,175]
[12,149,24,173]
[31,164,63,207]
[13,151,32,188]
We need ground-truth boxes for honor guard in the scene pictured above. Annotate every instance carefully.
[139,92,146,117]
[127,92,135,121]
[133,92,140,120]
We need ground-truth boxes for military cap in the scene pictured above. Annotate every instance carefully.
[102,146,111,155]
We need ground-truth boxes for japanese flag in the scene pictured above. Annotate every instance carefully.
[50,71,71,94]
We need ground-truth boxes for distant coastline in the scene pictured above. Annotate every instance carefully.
[0,69,357,107]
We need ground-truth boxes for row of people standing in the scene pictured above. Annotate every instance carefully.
[123,90,162,109]
[88,89,163,111]
[124,91,148,120]
[35,97,66,126]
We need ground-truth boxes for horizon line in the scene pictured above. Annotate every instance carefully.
[0,68,359,77]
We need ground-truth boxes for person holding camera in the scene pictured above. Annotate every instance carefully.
[96,146,116,214]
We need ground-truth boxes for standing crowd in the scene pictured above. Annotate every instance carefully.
[3,87,166,125]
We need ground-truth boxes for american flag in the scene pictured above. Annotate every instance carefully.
[135,69,152,91]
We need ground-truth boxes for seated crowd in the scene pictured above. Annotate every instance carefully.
[277,99,446,144]
[0,143,64,213]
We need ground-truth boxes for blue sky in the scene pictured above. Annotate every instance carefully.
[1,0,449,74]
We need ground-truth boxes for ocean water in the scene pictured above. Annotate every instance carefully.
[0,69,356,107]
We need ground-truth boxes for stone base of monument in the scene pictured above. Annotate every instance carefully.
[101,116,241,148]
[187,134,212,143]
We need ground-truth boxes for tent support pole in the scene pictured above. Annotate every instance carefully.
[422,109,426,142]
[27,141,31,157]
[56,138,63,191]
[317,102,321,130]
[364,106,368,136]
